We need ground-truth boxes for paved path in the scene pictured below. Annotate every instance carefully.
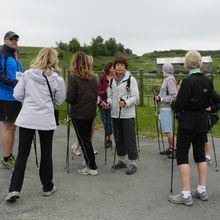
[0,125,220,220]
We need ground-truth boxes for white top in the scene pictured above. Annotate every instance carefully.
[13,68,66,130]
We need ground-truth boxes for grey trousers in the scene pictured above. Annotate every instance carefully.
[112,118,138,160]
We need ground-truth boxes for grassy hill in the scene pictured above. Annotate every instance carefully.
[18,47,220,74]
[2,46,220,136]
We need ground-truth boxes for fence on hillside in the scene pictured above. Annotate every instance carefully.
[63,69,217,107]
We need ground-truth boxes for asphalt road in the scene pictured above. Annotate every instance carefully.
[0,125,220,220]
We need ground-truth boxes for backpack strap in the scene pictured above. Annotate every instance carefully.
[110,74,132,91]
[121,74,132,91]
[126,74,131,91]
[109,77,113,89]
[0,51,9,76]
[0,51,3,74]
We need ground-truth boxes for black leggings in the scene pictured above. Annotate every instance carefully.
[9,127,54,192]
[72,118,97,170]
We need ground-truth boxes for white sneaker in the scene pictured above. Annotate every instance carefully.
[5,191,20,202]
[71,143,81,156]
[78,167,98,176]
[93,149,98,155]
[42,185,56,196]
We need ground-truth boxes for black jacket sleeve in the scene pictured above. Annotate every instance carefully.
[66,74,77,105]
[210,90,220,112]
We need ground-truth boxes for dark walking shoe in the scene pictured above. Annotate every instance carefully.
[42,185,56,196]
[5,191,20,203]
[126,164,137,175]
[160,148,173,155]
[111,161,127,170]
[168,193,193,206]
[167,151,176,159]
[191,190,208,201]
[106,139,112,148]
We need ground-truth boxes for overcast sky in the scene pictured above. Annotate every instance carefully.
[1,0,220,55]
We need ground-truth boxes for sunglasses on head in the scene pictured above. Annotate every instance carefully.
[9,37,19,42]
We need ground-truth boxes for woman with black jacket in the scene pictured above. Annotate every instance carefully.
[66,52,98,175]
[168,50,214,206]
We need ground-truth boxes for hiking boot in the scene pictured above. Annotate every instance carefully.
[1,155,16,169]
[168,193,193,206]
[206,156,212,165]
[106,140,112,148]
[78,167,98,176]
[42,185,56,196]
[5,191,20,203]
[71,143,81,156]
[160,148,173,155]
[126,164,137,175]
[167,151,176,159]
[111,161,127,170]
[191,190,208,201]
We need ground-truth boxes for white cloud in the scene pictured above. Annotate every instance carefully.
[1,0,220,55]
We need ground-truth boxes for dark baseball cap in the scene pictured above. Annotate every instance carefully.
[4,31,19,40]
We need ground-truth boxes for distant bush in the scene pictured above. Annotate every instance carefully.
[56,36,133,57]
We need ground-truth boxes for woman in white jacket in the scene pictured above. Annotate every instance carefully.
[107,57,139,175]
[6,48,66,202]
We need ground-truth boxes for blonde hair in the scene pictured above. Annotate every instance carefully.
[31,48,62,76]
[70,52,93,80]
[87,55,93,65]
[184,50,202,70]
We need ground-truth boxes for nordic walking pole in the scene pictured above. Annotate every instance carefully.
[112,103,122,172]
[65,103,71,173]
[135,106,140,152]
[152,90,164,154]
[208,114,218,172]
[65,71,71,173]
[153,93,161,153]
[170,112,176,192]
[33,133,39,169]
[104,109,108,165]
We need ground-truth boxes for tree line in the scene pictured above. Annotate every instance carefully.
[56,36,133,56]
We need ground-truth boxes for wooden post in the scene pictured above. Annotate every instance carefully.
[139,69,144,106]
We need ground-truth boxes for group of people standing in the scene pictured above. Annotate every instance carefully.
[0,31,140,203]
[1,30,220,207]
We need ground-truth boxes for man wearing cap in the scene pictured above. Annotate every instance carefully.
[0,31,22,169]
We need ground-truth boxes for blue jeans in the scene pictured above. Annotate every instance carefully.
[100,108,112,136]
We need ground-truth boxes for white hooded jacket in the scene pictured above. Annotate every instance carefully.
[13,68,66,130]
[107,71,139,118]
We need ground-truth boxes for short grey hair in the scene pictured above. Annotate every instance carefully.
[184,50,202,70]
